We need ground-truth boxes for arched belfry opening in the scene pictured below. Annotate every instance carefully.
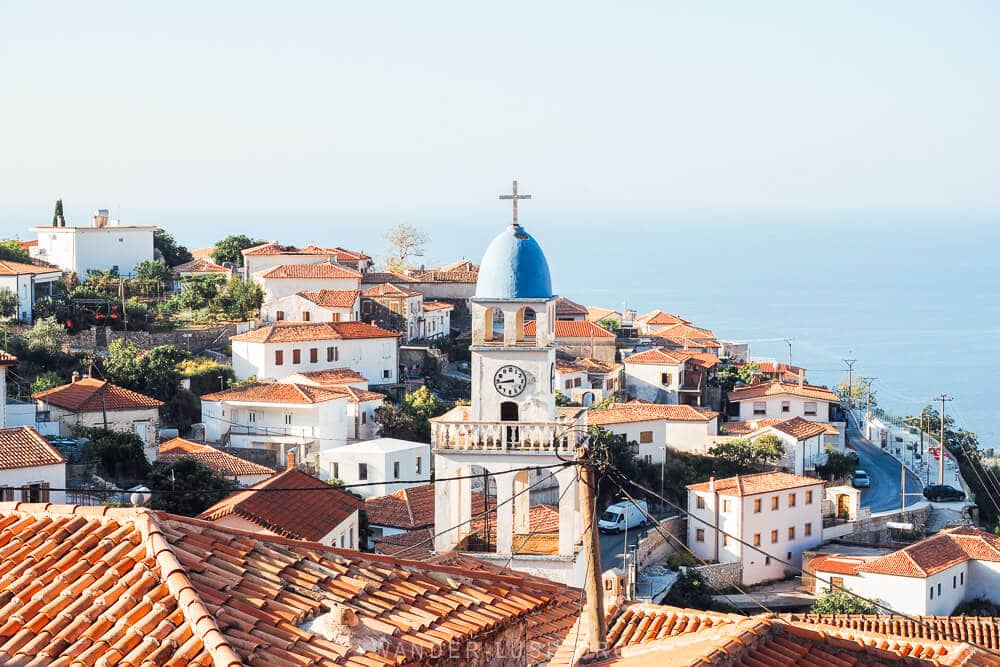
[500,401,519,421]
[483,307,503,343]
[516,306,537,343]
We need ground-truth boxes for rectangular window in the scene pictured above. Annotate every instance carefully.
[390,302,400,313]
[358,463,368,480]
[788,526,795,540]
[303,311,311,322]
[754,498,762,513]
[327,346,338,362]
[953,575,957,589]
[284,414,292,425]
[930,587,934,600]
[275,350,284,365]
[565,380,573,389]
[781,400,791,413]
[349,531,354,549]
[722,499,731,513]
[696,496,705,510]
[804,402,818,416]
[639,431,653,444]
[248,411,257,423]
[765,556,771,565]
[804,522,812,537]
[722,534,729,546]
[393,461,400,479]
[806,490,813,504]
[574,378,582,387]
[753,401,766,415]
[361,411,367,424]
[753,533,761,546]
[938,583,942,595]
[788,493,796,507]
[416,457,422,474]
[695,529,705,542]
[292,349,301,364]
[362,301,372,315]
[771,530,778,544]
[332,312,341,322]
[961,572,965,585]
[0,487,12,502]
[771,496,779,510]
[309,348,318,363]
[276,310,285,321]
[660,372,673,386]
[643,454,652,464]
[383,369,391,379]
[339,535,345,548]
[331,462,339,479]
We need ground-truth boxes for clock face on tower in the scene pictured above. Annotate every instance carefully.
[494,365,528,397]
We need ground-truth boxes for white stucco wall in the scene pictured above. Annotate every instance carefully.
[0,463,66,504]
[255,274,360,301]
[33,226,154,277]
[735,395,834,422]
[232,337,399,385]
[261,292,359,323]
[201,397,348,455]
[318,440,430,498]
[625,361,684,404]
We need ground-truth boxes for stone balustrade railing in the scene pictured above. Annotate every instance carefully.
[432,420,579,452]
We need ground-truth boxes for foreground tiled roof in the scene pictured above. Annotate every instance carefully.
[172,257,230,273]
[0,259,61,275]
[158,437,275,478]
[201,381,348,404]
[371,527,436,559]
[587,402,717,426]
[0,503,580,666]
[0,426,66,469]
[198,468,363,541]
[728,378,840,403]
[784,613,1000,653]
[859,526,1000,578]
[687,471,823,496]
[525,320,616,338]
[33,378,164,411]
[231,320,398,343]
[723,417,839,440]
[297,289,360,307]
[258,263,362,280]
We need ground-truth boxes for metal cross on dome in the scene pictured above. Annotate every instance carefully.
[499,180,531,226]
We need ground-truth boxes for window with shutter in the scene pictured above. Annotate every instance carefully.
[292,349,301,364]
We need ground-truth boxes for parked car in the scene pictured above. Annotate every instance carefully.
[923,484,966,502]
[598,499,649,533]
[851,469,871,488]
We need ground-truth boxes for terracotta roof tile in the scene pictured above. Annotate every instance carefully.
[637,310,691,326]
[365,483,436,530]
[808,554,867,576]
[0,259,61,276]
[687,471,824,496]
[859,527,1000,578]
[625,348,695,365]
[243,243,368,260]
[723,417,839,440]
[172,257,230,273]
[158,438,275,478]
[297,289,360,307]
[648,322,715,340]
[198,468,363,541]
[231,320,399,343]
[422,300,454,312]
[201,381,349,404]
[0,426,66,469]
[587,403,718,426]
[728,378,841,403]
[290,368,369,385]
[258,262,362,279]
[783,613,1000,653]
[524,320,616,338]
[361,282,421,297]
[360,271,419,284]
[33,378,164,411]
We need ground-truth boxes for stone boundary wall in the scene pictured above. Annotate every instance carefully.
[841,503,932,545]
[694,561,742,592]
[63,323,249,354]
[634,515,686,569]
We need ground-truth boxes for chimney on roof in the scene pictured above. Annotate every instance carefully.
[71,371,80,383]
[798,368,805,387]
[286,450,296,470]
[91,209,109,228]
[708,476,715,493]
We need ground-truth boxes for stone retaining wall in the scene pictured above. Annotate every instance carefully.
[634,516,686,569]
[694,561,742,592]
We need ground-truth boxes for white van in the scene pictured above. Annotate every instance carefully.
[598,499,649,534]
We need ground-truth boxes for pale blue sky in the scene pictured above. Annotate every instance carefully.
[2,1,999,233]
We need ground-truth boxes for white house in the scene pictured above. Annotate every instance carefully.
[421,301,453,339]
[361,283,425,342]
[31,211,155,277]
[261,289,361,323]
[587,401,719,461]
[157,437,274,487]
[726,378,846,446]
[284,369,384,440]
[554,297,589,321]
[687,472,825,585]
[555,357,622,405]
[624,347,720,406]
[0,426,67,503]
[230,320,400,385]
[317,437,431,498]
[718,417,842,474]
[201,381,350,467]
[253,262,362,302]
[525,319,617,363]
[0,260,62,322]
[648,322,721,356]
[810,527,1000,616]
[242,242,371,277]
[198,468,363,549]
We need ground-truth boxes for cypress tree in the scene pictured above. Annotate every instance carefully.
[52,199,65,227]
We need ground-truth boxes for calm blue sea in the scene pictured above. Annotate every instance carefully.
[3,209,998,446]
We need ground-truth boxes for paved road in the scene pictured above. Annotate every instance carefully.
[846,411,924,513]
[599,511,675,572]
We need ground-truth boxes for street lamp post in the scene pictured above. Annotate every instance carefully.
[660,446,666,513]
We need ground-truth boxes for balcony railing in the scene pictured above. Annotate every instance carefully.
[432,420,579,453]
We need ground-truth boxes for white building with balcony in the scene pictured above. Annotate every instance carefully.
[726,378,846,449]
[431,216,587,587]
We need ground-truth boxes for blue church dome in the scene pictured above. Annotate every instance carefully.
[474,224,553,299]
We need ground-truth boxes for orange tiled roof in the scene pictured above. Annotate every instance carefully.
[158,437,275,478]
[0,259,61,276]
[859,527,1000,578]
[422,300,453,311]
[784,613,1000,653]
[198,468,362,541]
[297,289,360,307]
[334,385,385,403]
[586,306,621,323]
[687,471,823,496]
[172,257,230,273]
[524,320,616,338]
[0,503,578,666]
[258,262,362,280]
[0,426,66,469]
[728,378,840,403]
[808,554,867,576]
[361,282,421,297]
[360,271,419,284]
[436,259,479,272]
[290,368,368,385]
[722,417,839,440]
[649,322,715,340]
[556,296,589,316]
[202,381,349,404]
[371,526,436,559]
[625,347,694,365]
[243,242,369,260]
[365,483,435,529]
[588,402,717,426]
[33,377,164,411]
[637,310,690,327]
[231,320,399,343]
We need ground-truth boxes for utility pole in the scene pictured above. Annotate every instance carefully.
[843,358,856,408]
[579,448,606,654]
[785,339,793,366]
[935,394,953,485]
[920,411,926,485]
[860,377,876,438]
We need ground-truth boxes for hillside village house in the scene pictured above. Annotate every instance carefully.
[421,300,453,338]
[287,368,385,440]
[361,282,424,341]
[241,242,372,278]
[157,437,274,486]
[525,319,617,362]
[31,211,154,277]
[253,262,362,302]
[261,289,360,323]
[809,527,1000,616]
[555,357,622,405]
[317,437,431,498]
[587,401,719,461]
[169,257,231,291]
[636,309,689,334]
[364,482,435,549]
[199,468,363,549]
[688,472,825,586]
[230,320,400,385]
[0,426,67,503]
[33,377,163,460]
[0,260,62,322]
[649,322,722,355]
[554,296,589,321]
[726,377,846,444]
[624,347,720,406]
[721,417,842,474]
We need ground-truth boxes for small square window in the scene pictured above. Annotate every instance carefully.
[806,490,813,504]
[661,372,673,386]
[640,431,653,444]
[696,529,705,542]
[788,526,795,540]
[788,493,796,507]
[804,522,812,537]
[753,401,766,415]
[292,349,301,364]
[771,496,779,510]
[696,496,705,510]
[753,498,761,513]
[804,401,818,416]
[383,369,391,379]
[781,401,791,413]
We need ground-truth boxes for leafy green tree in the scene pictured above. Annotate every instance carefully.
[25,317,63,352]
[148,458,237,516]
[31,371,63,394]
[837,378,872,409]
[588,394,620,411]
[598,317,620,332]
[134,259,171,284]
[586,426,642,507]
[815,448,859,482]
[153,228,193,266]
[163,274,225,313]
[78,427,152,482]
[0,240,30,264]
[0,288,17,319]
[178,357,236,395]
[160,388,202,434]
[716,362,760,392]
[374,386,448,442]
[810,588,877,615]
[662,570,731,612]
[708,436,786,476]
[211,234,265,267]
[213,276,263,320]
[104,339,187,402]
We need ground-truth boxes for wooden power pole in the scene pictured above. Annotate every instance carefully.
[579,449,606,654]
[843,358,856,407]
